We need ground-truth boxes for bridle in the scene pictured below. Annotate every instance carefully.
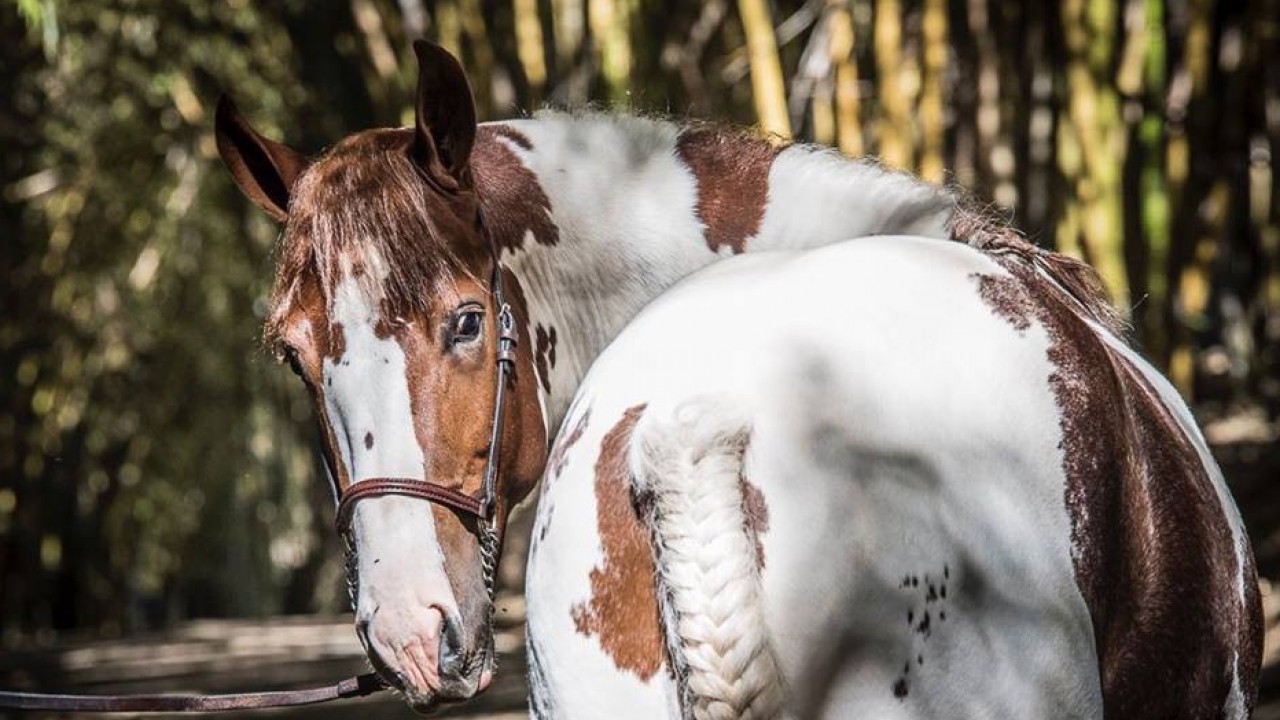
[0,209,519,714]
[332,207,515,618]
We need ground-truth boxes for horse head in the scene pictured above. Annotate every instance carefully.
[215,41,547,712]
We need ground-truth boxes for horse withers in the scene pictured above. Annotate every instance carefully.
[216,39,1261,717]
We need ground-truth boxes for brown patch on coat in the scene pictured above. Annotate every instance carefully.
[327,322,348,360]
[740,476,770,570]
[950,207,1127,338]
[268,278,351,491]
[675,128,783,254]
[547,406,591,480]
[971,254,1262,717]
[534,324,557,394]
[472,125,559,253]
[571,404,664,680]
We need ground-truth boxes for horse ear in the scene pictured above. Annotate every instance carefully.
[215,96,310,222]
[411,40,477,190]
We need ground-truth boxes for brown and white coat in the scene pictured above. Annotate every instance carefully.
[216,42,1260,719]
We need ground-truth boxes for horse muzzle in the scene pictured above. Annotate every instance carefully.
[356,604,492,712]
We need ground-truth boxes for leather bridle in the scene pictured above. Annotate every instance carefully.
[333,240,516,529]
[332,208,515,618]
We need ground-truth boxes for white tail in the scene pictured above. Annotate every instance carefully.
[630,399,787,720]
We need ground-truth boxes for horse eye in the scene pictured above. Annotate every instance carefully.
[281,347,305,378]
[452,309,484,344]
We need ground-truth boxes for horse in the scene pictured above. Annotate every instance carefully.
[528,228,1263,719]
[214,40,1261,717]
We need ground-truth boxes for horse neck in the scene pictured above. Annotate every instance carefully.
[475,112,956,431]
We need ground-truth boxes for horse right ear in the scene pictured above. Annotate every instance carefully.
[411,40,477,190]
[215,96,310,222]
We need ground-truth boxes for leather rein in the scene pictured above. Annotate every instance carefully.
[0,210,517,713]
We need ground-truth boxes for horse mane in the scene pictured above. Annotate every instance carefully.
[946,200,1130,340]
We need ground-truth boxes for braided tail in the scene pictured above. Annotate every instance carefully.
[630,399,787,720]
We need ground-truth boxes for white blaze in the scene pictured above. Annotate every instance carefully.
[323,272,458,670]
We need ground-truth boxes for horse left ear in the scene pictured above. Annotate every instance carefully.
[215,96,310,222]
[411,40,477,190]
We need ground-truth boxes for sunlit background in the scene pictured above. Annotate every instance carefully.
[2,0,1278,711]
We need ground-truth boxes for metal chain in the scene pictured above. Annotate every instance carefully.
[477,517,500,673]
[342,531,359,612]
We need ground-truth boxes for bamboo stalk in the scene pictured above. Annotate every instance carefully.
[1139,0,1170,359]
[874,0,910,169]
[458,0,497,116]
[554,0,584,68]
[737,0,791,139]
[828,0,862,156]
[918,0,946,182]
[1165,0,1215,394]
[1060,0,1129,308]
[435,0,464,60]
[514,0,548,93]
[969,0,997,188]
[589,0,632,105]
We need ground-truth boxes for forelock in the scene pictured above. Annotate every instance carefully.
[265,129,482,342]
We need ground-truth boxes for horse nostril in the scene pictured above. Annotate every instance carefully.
[438,613,465,675]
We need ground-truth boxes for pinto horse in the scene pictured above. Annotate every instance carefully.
[216,41,1260,717]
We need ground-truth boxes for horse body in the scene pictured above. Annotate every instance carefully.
[216,42,1259,718]
[528,236,1258,718]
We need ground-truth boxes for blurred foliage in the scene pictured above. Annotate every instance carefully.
[1,0,1278,639]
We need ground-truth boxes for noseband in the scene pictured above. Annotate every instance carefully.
[330,209,515,610]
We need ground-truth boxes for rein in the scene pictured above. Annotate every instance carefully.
[0,675,387,713]
[0,209,517,713]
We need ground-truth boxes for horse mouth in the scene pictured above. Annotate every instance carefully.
[371,646,494,714]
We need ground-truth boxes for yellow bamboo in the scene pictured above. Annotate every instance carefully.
[874,0,911,169]
[1061,0,1129,308]
[1166,0,1214,393]
[351,0,398,81]
[1138,0,1171,361]
[435,0,463,61]
[828,1,862,156]
[918,0,946,182]
[1056,114,1085,259]
[736,0,791,139]
[1171,183,1225,391]
[514,0,547,92]
[590,0,632,105]
[812,84,835,146]
[555,0,585,69]
[458,0,497,116]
